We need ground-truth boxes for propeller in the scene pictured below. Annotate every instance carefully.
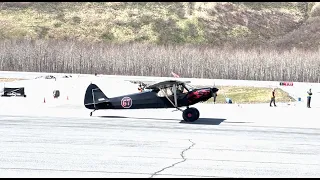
[210,87,219,104]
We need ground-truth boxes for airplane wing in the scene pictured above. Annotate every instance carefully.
[129,80,150,87]
[145,80,191,90]
[127,72,186,89]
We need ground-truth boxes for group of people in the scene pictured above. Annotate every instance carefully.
[270,88,313,108]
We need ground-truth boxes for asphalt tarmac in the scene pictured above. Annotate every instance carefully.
[0,100,319,178]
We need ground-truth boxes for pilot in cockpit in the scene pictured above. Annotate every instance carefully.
[177,85,188,94]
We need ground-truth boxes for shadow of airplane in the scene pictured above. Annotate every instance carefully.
[99,115,179,121]
[179,118,226,125]
[98,115,250,125]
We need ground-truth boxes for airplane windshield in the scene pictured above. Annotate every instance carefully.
[184,84,196,91]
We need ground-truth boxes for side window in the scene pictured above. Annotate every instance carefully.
[178,85,187,94]
[166,87,173,96]
[157,87,173,97]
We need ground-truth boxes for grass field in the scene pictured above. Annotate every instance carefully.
[202,86,295,104]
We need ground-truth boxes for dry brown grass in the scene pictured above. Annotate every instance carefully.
[0,2,314,48]
[310,2,320,17]
[199,86,294,104]
[0,78,24,82]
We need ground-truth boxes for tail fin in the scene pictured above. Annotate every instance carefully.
[84,83,109,109]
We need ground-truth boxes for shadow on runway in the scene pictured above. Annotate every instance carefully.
[99,115,178,121]
[98,115,252,125]
[179,118,226,125]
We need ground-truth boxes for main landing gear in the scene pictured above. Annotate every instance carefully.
[182,107,200,122]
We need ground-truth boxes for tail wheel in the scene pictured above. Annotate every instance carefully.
[182,107,200,122]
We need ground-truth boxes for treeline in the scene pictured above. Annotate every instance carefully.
[0,39,319,82]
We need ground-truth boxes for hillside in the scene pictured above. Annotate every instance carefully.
[0,2,319,50]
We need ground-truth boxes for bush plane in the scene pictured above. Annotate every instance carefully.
[84,80,219,122]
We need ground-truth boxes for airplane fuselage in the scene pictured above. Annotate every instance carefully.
[85,87,216,110]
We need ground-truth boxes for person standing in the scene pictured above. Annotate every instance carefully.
[307,88,312,108]
[270,88,277,107]
[138,84,143,92]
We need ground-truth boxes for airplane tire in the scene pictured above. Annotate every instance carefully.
[182,107,200,122]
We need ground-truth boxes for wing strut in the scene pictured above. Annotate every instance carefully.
[173,84,178,108]
[160,85,183,112]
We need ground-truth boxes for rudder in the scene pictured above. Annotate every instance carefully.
[84,83,109,109]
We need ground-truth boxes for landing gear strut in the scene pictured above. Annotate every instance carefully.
[159,84,200,122]
[182,107,200,122]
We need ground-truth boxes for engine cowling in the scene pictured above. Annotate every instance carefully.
[187,88,218,105]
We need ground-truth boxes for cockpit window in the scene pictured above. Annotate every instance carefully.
[177,84,188,94]
[157,87,173,97]
[156,84,191,97]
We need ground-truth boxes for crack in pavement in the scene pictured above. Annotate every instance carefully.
[149,139,195,178]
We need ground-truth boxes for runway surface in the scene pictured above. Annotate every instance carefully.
[1,97,320,178]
